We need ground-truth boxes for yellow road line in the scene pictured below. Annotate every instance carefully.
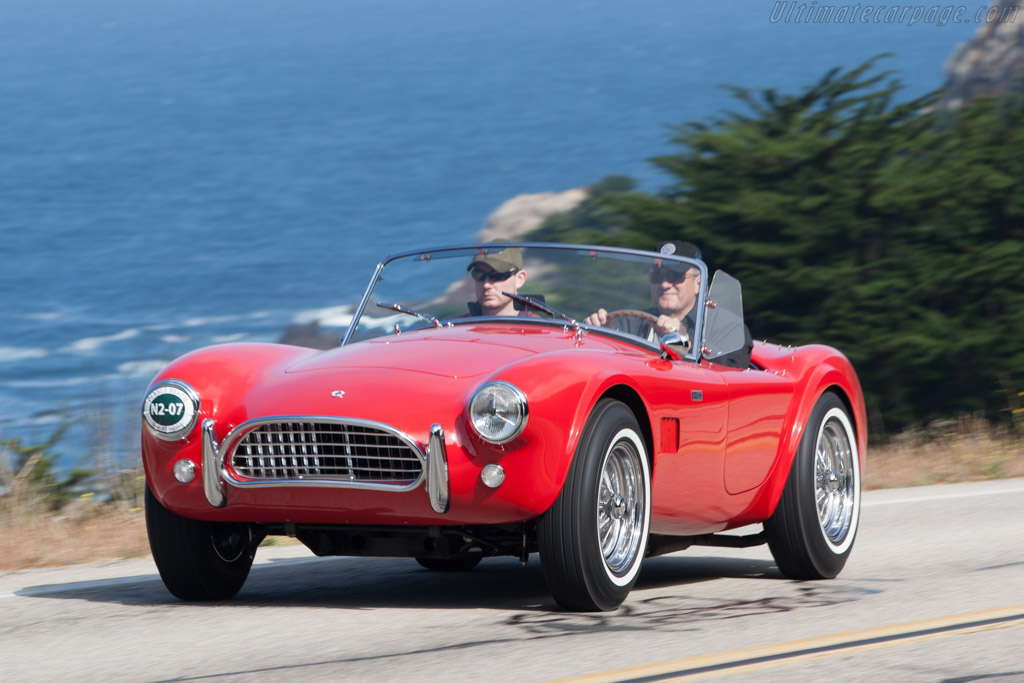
[549,604,1024,683]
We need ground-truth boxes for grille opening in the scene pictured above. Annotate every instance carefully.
[229,421,422,484]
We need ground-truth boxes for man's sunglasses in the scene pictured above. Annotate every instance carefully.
[470,266,518,283]
[649,267,692,284]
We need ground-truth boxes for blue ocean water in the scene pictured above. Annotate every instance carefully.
[0,0,980,468]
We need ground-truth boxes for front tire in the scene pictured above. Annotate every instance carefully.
[765,392,861,579]
[538,399,651,611]
[145,484,259,601]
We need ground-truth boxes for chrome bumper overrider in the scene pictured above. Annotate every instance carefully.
[202,419,225,508]
[427,423,450,514]
[200,417,449,514]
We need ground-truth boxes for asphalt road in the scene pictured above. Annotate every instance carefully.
[2,478,1023,683]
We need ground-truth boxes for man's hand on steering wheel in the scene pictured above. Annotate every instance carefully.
[653,314,684,338]
[583,308,611,327]
[585,309,660,329]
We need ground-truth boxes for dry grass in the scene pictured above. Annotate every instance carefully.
[0,498,150,570]
[1,418,1022,571]
[864,416,1024,489]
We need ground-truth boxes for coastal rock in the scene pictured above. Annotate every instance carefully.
[942,0,1024,105]
[476,187,589,242]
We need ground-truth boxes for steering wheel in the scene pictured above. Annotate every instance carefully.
[603,310,690,348]
[604,310,659,326]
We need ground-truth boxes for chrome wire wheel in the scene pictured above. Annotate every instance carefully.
[597,433,646,578]
[538,400,650,610]
[815,413,856,548]
[764,393,861,580]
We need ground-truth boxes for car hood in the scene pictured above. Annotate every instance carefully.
[285,323,591,379]
[159,323,644,441]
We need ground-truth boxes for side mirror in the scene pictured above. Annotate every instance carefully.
[659,331,691,361]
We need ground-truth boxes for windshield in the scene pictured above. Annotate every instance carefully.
[344,243,709,357]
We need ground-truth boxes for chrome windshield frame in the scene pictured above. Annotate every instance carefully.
[341,242,709,361]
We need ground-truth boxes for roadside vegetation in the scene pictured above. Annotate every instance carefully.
[1,421,148,570]
[3,58,1022,571]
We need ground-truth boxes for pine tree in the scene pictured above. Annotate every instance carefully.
[529,58,1024,433]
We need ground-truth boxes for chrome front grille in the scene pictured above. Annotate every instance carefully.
[228,420,423,485]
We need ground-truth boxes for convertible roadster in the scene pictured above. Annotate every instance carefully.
[142,243,865,611]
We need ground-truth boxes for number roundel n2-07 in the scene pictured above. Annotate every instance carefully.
[143,379,200,441]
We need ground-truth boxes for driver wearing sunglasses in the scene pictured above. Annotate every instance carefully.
[584,241,703,343]
[465,248,530,316]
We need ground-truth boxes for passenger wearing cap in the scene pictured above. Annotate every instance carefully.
[465,248,530,317]
[585,240,703,342]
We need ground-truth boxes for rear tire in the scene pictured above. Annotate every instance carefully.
[415,556,482,571]
[538,399,651,611]
[145,484,259,601]
[765,392,861,579]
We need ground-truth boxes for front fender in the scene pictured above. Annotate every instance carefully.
[141,342,320,508]
[482,348,652,517]
[739,344,867,523]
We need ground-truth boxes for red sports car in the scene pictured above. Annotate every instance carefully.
[142,243,866,611]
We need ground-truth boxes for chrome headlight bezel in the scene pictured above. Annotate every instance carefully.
[468,381,529,444]
[142,379,200,441]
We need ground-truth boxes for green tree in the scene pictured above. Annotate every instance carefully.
[530,58,1024,433]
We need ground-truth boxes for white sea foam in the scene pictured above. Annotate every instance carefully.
[64,328,141,354]
[182,316,233,328]
[159,334,190,343]
[6,375,122,389]
[292,305,354,327]
[211,333,247,343]
[0,346,49,362]
[117,360,168,378]
[181,311,272,328]
[363,314,405,331]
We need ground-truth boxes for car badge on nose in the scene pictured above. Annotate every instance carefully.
[331,390,346,398]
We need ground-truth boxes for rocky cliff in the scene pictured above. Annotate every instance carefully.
[943,0,1024,105]
[475,187,588,242]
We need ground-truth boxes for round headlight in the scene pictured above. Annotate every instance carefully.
[142,379,200,441]
[468,381,528,444]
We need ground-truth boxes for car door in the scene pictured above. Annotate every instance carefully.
[718,366,795,494]
[648,361,730,535]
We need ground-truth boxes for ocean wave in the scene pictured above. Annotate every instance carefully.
[4,361,165,390]
[0,346,49,362]
[5,374,122,389]
[292,305,355,327]
[181,311,273,328]
[25,311,64,321]
[64,328,142,354]
[117,360,169,378]
[211,333,247,343]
